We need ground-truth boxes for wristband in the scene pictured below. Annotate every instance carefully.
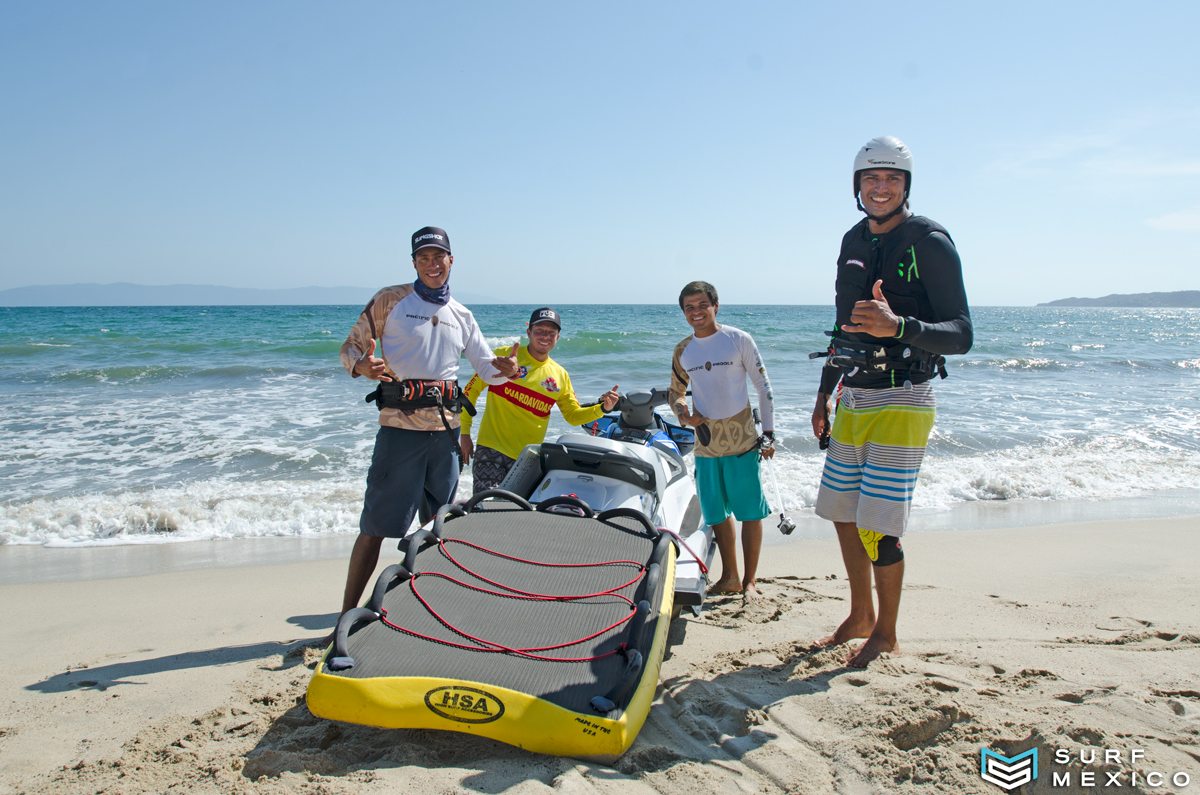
[894,317,906,339]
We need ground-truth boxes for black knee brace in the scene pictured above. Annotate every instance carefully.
[858,529,904,567]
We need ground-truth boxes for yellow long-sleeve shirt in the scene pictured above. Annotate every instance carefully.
[461,346,605,460]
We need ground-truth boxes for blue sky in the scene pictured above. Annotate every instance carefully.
[2,2,1198,305]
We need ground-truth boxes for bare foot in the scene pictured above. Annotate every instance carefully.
[742,582,760,602]
[846,633,898,669]
[812,615,875,648]
[707,577,742,595]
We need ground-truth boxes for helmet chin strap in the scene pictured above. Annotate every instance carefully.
[857,192,910,224]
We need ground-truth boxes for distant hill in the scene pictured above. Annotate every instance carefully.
[1038,290,1200,308]
[0,282,495,307]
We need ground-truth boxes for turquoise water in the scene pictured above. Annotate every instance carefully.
[3,303,1200,546]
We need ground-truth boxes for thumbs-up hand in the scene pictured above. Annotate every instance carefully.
[600,384,620,412]
[842,279,901,338]
[492,337,521,379]
[355,338,394,381]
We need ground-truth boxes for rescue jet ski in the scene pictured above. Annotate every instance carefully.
[307,388,712,759]
[498,386,712,616]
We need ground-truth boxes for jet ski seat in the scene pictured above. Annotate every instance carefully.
[539,434,666,506]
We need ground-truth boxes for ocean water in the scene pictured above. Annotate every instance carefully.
[2,303,1199,548]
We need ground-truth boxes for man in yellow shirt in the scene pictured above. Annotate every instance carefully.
[460,307,620,494]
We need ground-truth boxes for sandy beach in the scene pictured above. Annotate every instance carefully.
[2,517,1198,794]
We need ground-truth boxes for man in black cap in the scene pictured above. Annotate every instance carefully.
[460,307,620,493]
[336,226,519,613]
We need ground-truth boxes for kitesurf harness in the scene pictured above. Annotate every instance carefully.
[810,331,946,385]
[364,379,477,434]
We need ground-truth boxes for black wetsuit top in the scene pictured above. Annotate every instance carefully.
[819,215,973,393]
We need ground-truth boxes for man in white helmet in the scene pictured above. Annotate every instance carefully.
[810,137,973,667]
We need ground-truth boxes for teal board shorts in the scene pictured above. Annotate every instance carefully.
[694,451,770,526]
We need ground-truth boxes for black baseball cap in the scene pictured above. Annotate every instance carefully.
[411,226,451,255]
[528,307,562,329]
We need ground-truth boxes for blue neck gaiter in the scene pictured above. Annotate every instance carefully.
[413,279,450,306]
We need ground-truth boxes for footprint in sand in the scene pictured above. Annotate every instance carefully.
[1095,615,1154,632]
[1054,684,1117,704]
[1067,727,1105,744]
[616,744,687,774]
[923,677,960,693]
[1008,668,1061,690]
[1054,691,1089,704]
[1151,688,1200,699]
[1063,629,1200,646]
[700,586,797,627]
[1150,688,1200,717]
[886,705,966,751]
[986,593,1029,608]
[665,690,759,743]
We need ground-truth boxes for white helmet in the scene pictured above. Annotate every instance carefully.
[853,136,912,198]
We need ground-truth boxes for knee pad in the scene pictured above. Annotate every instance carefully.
[858,529,904,567]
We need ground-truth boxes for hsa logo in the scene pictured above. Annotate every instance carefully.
[980,747,1038,791]
[424,686,506,724]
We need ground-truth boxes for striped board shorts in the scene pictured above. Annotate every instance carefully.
[814,383,936,538]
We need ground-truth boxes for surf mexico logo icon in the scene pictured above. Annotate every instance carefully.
[980,747,1038,791]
